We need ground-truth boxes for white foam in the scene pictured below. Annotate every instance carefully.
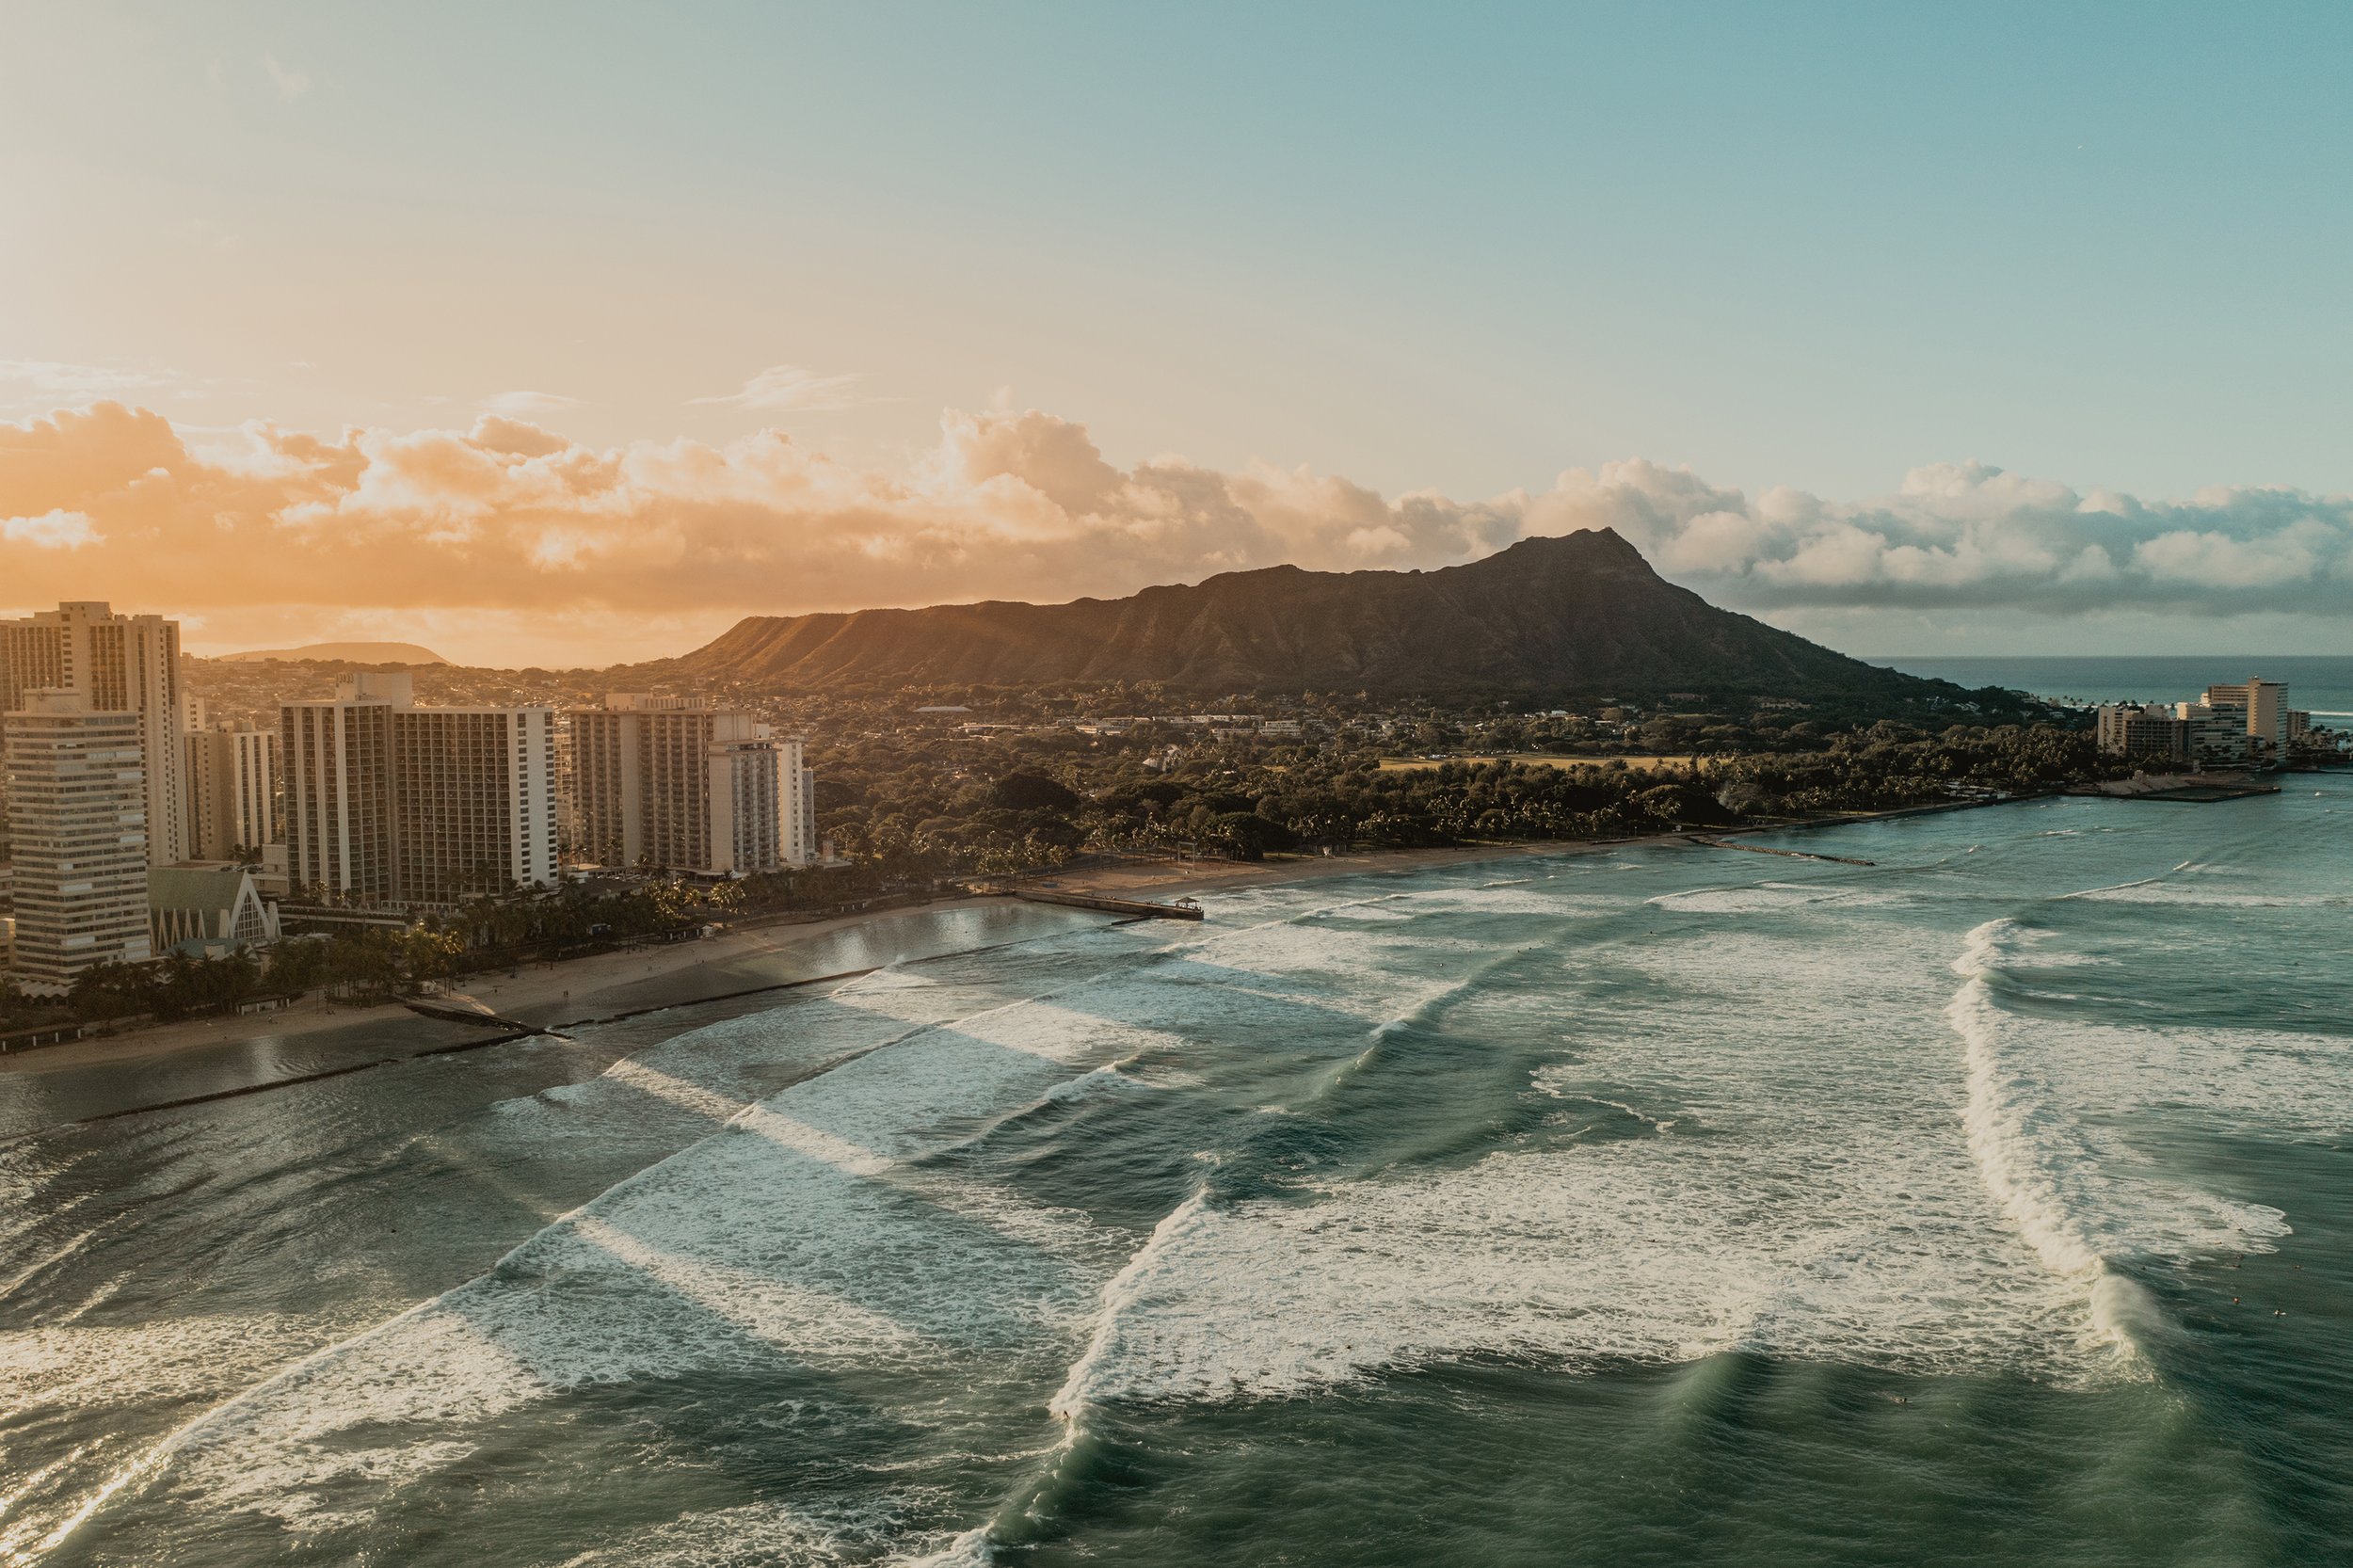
[1948,920,2293,1358]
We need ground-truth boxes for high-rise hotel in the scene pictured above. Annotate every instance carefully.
[2,691,153,992]
[183,699,280,860]
[0,601,185,866]
[282,672,557,905]
[568,694,814,874]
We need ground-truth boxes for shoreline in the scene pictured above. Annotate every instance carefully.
[0,795,2055,1093]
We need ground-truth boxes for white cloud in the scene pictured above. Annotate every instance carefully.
[262,55,312,101]
[689,363,862,413]
[483,390,580,417]
[3,510,100,549]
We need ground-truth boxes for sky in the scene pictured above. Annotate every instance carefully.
[3,2,2349,666]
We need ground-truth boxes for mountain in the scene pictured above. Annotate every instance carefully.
[655,530,2005,710]
[216,642,450,664]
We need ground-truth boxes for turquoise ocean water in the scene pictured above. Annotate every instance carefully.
[3,790,2349,1565]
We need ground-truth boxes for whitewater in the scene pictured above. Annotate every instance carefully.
[3,789,2349,1566]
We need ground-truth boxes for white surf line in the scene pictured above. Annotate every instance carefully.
[1945,920,2155,1364]
[21,888,1381,1559]
[0,1214,125,1302]
[16,926,1251,1561]
[8,990,1053,1562]
[909,1187,1213,1568]
[2051,872,2170,902]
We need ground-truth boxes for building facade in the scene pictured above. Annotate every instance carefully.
[281,674,401,903]
[2094,704,2190,763]
[0,602,185,866]
[149,863,280,954]
[390,703,558,902]
[2202,680,2288,757]
[280,671,555,906]
[3,691,153,993]
[566,695,813,875]
[185,721,280,859]
[2097,676,2296,769]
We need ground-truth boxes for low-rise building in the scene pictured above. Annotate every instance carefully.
[2095,704,2190,763]
[149,863,280,955]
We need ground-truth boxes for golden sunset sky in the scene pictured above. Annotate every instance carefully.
[6,5,2350,665]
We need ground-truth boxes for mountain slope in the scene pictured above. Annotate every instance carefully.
[658,530,1974,705]
[216,642,449,664]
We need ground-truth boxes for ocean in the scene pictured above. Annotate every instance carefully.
[1876,655,2353,717]
[3,792,2349,1566]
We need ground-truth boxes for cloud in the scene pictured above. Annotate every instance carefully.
[1,399,2345,666]
[689,363,863,413]
[262,54,312,100]
[2,509,99,549]
[483,389,580,418]
[1529,457,2353,616]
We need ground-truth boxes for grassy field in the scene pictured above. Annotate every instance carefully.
[1375,753,1732,773]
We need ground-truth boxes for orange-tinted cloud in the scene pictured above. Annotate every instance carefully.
[3,401,2346,666]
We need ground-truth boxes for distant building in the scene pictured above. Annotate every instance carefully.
[4,691,153,994]
[2171,703,2252,766]
[281,671,557,906]
[2098,675,2297,769]
[184,720,280,859]
[2201,679,2289,757]
[149,863,280,955]
[567,694,813,874]
[2094,704,2190,763]
[0,602,186,866]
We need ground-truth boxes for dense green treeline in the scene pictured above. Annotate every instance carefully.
[820,721,2116,872]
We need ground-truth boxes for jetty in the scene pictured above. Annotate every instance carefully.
[399,998,566,1036]
[1684,836,1875,867]
[2069,773,2281,804]
[1011,889,1206,921]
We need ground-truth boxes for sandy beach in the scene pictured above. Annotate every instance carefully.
[0,896,1019,1082]
[0,838,1661,1090]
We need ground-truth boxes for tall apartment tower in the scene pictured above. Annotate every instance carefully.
[185,721,280,859]
[281,672,401,902]
[4,690,153,993]
[776,733,817,868]
[280,672,556,905]
[567,695,812,874]
[0,602,185,866]
[390,700,558,903]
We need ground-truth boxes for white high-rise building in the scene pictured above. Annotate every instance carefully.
[3,690,153,994]
[280,672,556,906]
[185,721,280,859]
[2204,679,2288,757]
[567,695,813,874]
[773,732,817,868]
[0,602,185,866]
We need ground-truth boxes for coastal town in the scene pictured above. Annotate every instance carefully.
[0,598,2344,1049]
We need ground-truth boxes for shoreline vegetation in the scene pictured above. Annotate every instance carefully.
[9,706,2328,1085]
[0,783,2078,1100]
